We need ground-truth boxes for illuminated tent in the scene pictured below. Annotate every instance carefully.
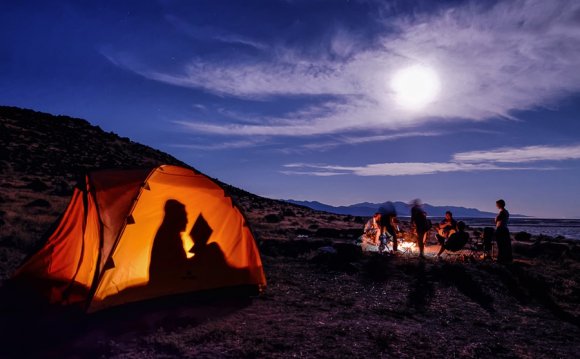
[12,165,266,312]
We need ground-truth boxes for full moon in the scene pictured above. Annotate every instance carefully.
[391,65,440,110]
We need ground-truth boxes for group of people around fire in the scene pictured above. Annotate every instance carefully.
[360,199,513,263]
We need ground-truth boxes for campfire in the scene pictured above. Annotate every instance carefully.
[395,232,417,254]
[398,240,416,253]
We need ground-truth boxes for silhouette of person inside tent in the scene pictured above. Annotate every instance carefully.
[149,200,189,285]
[148,199,250,293]
[186,213,236,283]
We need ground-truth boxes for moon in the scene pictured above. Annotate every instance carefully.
[391,65,441,110]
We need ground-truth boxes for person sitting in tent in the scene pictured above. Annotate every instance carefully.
[437,221,470,256]
[149,200,189,285]
[435,211,458,246]
[360,212,381,252]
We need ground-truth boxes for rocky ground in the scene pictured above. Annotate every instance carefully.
[1,201,579,358]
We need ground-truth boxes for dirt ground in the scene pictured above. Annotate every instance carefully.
[1,235,579,358]
[2,186,580,358]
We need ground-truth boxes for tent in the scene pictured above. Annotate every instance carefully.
[12,165,266,312]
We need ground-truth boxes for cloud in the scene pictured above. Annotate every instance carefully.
[454,144,580,163]
[105,0,580,136]
[282,162,535,176]
[169,138,269,151]
[280,170,349,177]
[298,131,443,151]
[283,143,572,176]
[350,163,501,176]
[164,14,267,50]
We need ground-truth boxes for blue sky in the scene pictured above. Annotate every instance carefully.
[2,0,580,217]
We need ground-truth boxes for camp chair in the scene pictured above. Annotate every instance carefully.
[439,232,472,261]
[479,227,495,260]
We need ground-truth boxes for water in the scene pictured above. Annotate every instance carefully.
[440,218,580,240]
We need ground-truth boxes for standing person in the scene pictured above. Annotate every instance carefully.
[495,199,512,263]
[410,199,430,258]
[379,202,399,253]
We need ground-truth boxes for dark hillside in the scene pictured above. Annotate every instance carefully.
[0,106,189,177]
[0,106,186,253]
[0,106,359,262]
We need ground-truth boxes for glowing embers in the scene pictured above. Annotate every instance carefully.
[396,232,418,255]
[398,239,417,254]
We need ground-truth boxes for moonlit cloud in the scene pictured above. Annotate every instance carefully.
[298,131,443,152]
[280,170,349,177]
[164,14,268,50]
[283,143,573,176]
[282,162,542,177]
[104,0,580,137]
[454,144,580,163]
[169,138,270,151]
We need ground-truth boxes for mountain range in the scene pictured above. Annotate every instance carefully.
[285,199,526,218]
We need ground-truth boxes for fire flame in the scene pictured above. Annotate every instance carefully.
[398,241,416,252]
[396,232,417,253]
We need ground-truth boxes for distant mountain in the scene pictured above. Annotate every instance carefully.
[285,200,526,218]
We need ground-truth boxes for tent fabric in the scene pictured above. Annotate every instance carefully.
[89,168,152,274]
[12,165,266,312]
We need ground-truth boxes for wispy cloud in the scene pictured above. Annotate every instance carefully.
[164,14,267,50]
[169,138,270,151]
[104,0,580,137]
[283,143,574,176]
[298,131,443,152]
[282,162,543,177]
[280,170,349,177]
[454,144,580,163]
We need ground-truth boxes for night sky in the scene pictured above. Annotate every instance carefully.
[2,0,580,218]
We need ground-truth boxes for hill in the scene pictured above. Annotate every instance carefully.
[0,105,358,264]
[1,106,185,251]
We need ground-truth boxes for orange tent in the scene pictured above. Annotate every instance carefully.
[12,165,266,312]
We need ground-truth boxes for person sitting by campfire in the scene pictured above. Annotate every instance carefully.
[436,211,458,246]
[437,221,470,256]
[361,212,381,252]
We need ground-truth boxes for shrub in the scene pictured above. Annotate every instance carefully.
[282,208,296,217]
[315,228,341,238]
[25,199,51,208]
[515,231,532,242]
[264,214,282,223]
